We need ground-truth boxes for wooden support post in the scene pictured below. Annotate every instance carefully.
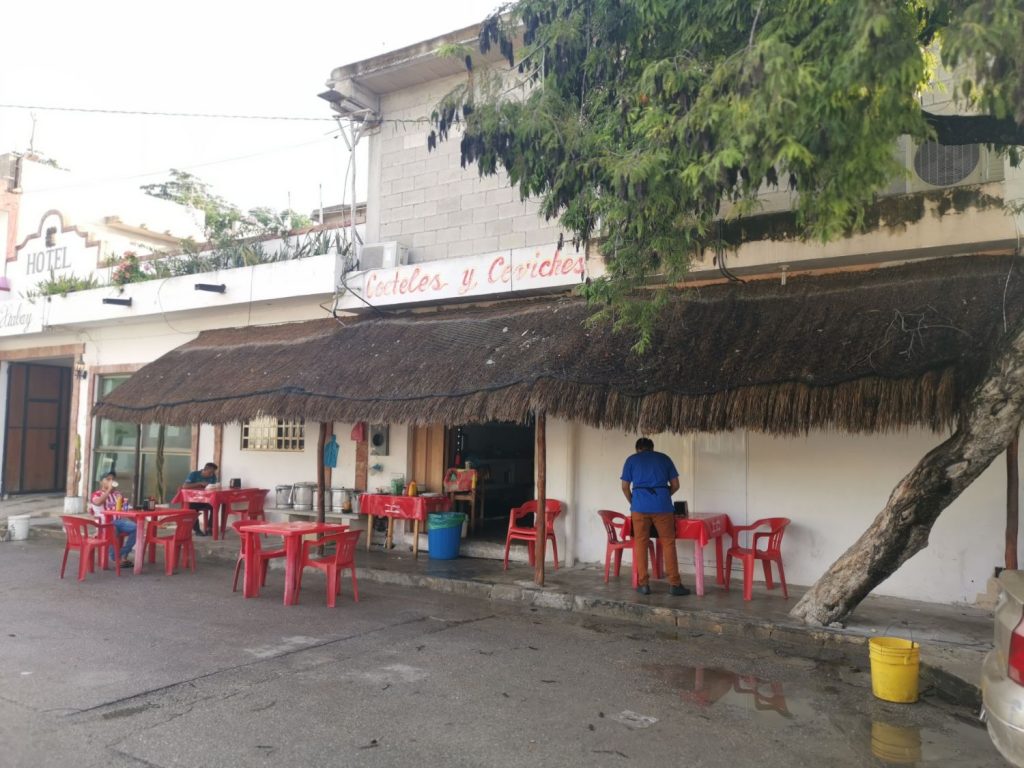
[317,422,328,527]
[1007,433,1019,571]
[534,412,547,587]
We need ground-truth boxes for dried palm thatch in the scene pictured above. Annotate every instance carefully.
[93,255,1023,434]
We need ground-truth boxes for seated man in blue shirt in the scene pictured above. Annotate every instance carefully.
[620,438,690,596]
[182,462,218,535]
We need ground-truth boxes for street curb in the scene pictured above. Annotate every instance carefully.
[26,526,980,705]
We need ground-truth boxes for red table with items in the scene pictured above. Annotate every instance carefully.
[106,507,191,576]
[172,487,265,541]
[630,512,732,596]
[358,494,452,558]
[239,521,349,606]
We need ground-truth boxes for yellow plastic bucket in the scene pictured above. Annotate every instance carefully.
[870,722,922,764]
[869,637,920,703]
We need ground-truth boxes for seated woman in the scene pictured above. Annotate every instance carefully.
[89,472,137,568]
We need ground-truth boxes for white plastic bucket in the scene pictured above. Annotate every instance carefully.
[8,514,31,541]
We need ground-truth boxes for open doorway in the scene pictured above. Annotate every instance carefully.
[449,421,534,542]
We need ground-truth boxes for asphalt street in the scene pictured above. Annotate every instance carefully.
[0,539,1007,767]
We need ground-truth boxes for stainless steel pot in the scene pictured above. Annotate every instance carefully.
[292,482,315,511]
[275,484,293,509]
[325,487,342,512]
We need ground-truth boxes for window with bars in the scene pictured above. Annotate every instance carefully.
[241,417,305,451]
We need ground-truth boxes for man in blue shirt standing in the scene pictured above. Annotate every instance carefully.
[621,438,690,596]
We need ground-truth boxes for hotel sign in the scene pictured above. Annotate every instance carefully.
[338,244,586,310]
[12,210,101,293]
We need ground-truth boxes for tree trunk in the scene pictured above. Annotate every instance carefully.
[1007,434,1019,571]
[791,312,1024,626]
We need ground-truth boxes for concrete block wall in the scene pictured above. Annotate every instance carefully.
[373,74,563,263]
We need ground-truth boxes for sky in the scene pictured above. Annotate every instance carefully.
[0,0,500,219]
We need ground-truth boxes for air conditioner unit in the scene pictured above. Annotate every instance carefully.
[359,242,409,271]
[889,136,1005,194]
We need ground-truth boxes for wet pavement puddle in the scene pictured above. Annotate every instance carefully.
[643,663,992,766]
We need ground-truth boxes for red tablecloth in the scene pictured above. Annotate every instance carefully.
[675,513,730,546]
[358,494,451,522]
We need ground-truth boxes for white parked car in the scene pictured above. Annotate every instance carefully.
[982,569,1024,767]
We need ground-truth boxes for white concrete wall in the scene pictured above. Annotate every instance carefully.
[373,76,563,263]
[367,423,410,493]
[745,429,1008,605]
[218,421,360,500]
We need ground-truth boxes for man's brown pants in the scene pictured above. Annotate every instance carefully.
[631,512,681,587]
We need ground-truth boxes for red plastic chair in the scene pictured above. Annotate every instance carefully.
[597,510,658,587]
[725,517,790,601]
[60,515,121,580]
[232,520,286,592]
[296,529,361,607]
[221,489,268,536]
[503,499,565,571]
[145,511,198,576]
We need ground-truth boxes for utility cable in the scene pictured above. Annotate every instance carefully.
[0,103,336,122]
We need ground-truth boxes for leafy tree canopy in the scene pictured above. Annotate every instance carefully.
[430,0,1024,344]
[141,169,311,244]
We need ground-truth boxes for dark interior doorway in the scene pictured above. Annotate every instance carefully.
[3,362,71,495]
[449,421,535,541]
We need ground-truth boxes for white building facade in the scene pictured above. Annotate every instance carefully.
[316,24,1024,606]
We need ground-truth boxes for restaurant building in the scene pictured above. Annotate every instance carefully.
[26,24,1024,609]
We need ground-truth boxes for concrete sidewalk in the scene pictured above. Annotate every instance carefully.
[21,522,992,706]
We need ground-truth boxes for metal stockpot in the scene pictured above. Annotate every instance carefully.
[327,487,347,512]
[292,482,316,511]
[275,484,293,508]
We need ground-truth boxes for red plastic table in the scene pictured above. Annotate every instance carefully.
[358,494,452,558]
[630,512,732,596]
[106,507,189,576]
[238,521,349,606]
[172,488,266,540]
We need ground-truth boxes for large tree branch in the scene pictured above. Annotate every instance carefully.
[791,303,1024,626]
[923,111,1024,147]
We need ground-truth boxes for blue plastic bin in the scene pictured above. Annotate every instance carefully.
[428,512,466,560]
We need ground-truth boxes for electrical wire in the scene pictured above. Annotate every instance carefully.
[0,103,336,122]
[16,130,341,194]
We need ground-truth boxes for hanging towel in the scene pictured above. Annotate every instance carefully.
[323,435,339,468]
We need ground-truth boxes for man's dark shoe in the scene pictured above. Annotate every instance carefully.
[636,584,652,595]
[669,584,691,596]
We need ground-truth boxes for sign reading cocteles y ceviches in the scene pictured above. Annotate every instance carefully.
[337,244,586,310]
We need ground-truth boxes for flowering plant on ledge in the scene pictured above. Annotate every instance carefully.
[110,251,147,285]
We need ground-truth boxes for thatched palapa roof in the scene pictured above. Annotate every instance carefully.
[93,256,1024,434]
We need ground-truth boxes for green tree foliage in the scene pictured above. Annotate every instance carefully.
[430,0,1024,344]
[141,170,311,244]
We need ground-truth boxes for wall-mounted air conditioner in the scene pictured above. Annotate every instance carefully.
[359,241,409,271]
[887,136,1005,195]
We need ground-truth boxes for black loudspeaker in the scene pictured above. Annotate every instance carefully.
[230,478,241,489]
[369,424,389,456]
[674,501,689,517]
